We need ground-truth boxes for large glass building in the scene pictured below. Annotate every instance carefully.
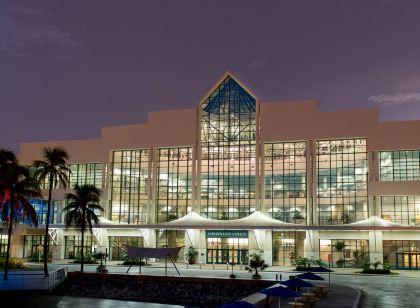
[9,74,420,269]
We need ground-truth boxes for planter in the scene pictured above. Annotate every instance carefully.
[96,265,108,273]
[188,258,196,265]
[252,274,262,279]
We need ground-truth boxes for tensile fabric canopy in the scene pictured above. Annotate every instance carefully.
[296,272,324,281]
[281,277,314,288]
[260,285,301,297]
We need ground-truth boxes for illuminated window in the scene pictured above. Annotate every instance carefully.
[380,150,420,181]
[317,139,368,224]
[380,196,420,225]
[264,142,307,223]
[200,75,257,219]
[156,147,193,222]
[110,149,149,224]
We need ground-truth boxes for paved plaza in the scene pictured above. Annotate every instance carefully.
[26,262,420,307]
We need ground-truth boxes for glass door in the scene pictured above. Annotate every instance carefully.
[206,237,248,264]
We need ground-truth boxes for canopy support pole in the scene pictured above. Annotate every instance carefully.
[168,254,181,276]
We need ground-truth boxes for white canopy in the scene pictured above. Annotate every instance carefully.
[163,211,217,227]
[348,216,404,227]
[161,210,298,229]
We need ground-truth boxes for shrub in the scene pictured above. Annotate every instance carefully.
[362,268,391,274]
[0,258,27,269]
[27,252,53,263]
[122,257,146,266]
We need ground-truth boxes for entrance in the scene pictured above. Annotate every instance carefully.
[396,253,420,269]
[206,230,249,264]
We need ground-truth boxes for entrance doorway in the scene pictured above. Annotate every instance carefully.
[396,253,420,269]
[205,230,249,264]
[206,237,249,264]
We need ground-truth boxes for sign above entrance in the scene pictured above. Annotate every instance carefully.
[206,230,249,238]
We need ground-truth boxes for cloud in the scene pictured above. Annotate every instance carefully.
[7,5,48,16]
[249,60,263,70]
[368,92,420,106]
[0,4,80,56]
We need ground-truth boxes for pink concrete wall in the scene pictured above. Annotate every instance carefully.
[18,99,420,165]
[260,100,420,150]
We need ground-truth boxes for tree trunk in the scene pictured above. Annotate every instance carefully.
[81,209,86,272]
[3,206,14,280]
[43,173,54,277]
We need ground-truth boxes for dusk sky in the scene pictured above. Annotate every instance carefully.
[1,0,420,152]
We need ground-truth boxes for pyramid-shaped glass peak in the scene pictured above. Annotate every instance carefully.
[202,75,256,115]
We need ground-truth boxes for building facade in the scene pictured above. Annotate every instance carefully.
[5,74,420,269]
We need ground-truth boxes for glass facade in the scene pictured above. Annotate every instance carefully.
[264,142,307,223]
[381,196,420,226]
[0,235,7,257]
[68,163,103,188]
[156,230,185,261]
[23,235,53,259]
[64,236,95,259]
[109,236,144,261]
[380,150,420,181]
[200,76,257,220]
[383,240,420,269]
[156,148,193,223]
[317,139,368,224]
[320,239,369,268]
[110,149,149,223]
[272,231,305,266]
[206,237,249,264]
[30,198,63,224]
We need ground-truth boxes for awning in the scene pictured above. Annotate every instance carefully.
[127,246,183,258]
[347,216,405,227]
[160,210,298,229]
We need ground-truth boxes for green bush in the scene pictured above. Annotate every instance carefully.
[72,253,98,264]
[27,252,53,263]
[362,268,391,274]
[0,258,27,269]
[122,257,146,266]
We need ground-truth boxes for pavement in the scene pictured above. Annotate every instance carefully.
[18,261,420,307]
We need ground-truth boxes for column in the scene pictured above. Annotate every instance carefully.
[368,231,384,264]
[305,230,320,260]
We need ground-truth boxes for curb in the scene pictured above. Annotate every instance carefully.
[351,287,365,308]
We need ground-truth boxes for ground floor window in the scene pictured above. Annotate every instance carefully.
[64,236,95,259]
[23,235,53,260]
[205,230,249,264]
[109,236,144,261]
[156,230,185,261]
[320,239,369,268]
[383,240,420,269]
[0,234,8,257]
[272,231,305,266]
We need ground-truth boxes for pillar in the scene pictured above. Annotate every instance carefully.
[368,231,383,264]
[305,230,320,260]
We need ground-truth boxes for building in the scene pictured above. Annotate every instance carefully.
[4,73,420,269]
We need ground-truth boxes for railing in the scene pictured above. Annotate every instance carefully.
[48,266,68,291]
[0,266,68,291]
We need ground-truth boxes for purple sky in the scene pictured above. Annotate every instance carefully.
[1,0,420,152]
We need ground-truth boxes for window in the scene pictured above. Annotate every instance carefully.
[380,150,420,181]
[110,149,149,223]
[264,142,307,223]
[317,139,368,224]
[380,196,420,225]
[156,148,193,223]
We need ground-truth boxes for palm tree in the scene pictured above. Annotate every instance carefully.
[64,184,103,272]
[33,147,69,277]
[0,163,41,280]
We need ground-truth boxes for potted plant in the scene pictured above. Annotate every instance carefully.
[292,211,305,223]
[334,241,346,267]
[185,246,198,265]
[246,251,268,279]
[95,251,109,273]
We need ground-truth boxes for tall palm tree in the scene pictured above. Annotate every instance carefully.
[0,163,41,280]
[33,147,69,277]
[64,184,103,272]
